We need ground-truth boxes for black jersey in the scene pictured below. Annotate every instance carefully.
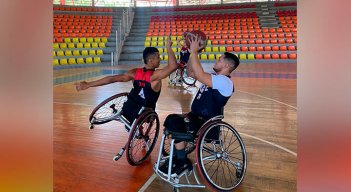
[128,67,160,109]
[179,46,190,64]
[191,75,233,119]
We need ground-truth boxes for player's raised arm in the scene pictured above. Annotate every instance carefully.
[188,36,212,87]
[151,35,178,81]
[75,69,135,91]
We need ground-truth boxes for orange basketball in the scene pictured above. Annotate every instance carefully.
[184,30,207,52]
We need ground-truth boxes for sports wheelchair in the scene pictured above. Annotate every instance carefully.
[154,115,247,191]
[169,63,197,86]
[89,92,160,166]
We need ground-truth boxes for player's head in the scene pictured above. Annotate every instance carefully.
[213,52,240,74]
[143,47,160,67]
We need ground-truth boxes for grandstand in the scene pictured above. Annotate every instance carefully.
[53,0,296,68]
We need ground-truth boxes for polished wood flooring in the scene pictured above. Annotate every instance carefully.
[54,63,296,192]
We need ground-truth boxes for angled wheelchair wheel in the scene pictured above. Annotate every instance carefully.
[196,121,247,191]
[181,68,196,86]
[161,135,196,157]
[126,111,160,166]
[168,70,177,85]
[89,92,128,125]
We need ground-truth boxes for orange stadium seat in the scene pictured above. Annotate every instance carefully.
[272,54,280,59]
[249,46,256,52]
[289,53,297,59]
[255,54,263,59]
[272,46,279,51]
[288,45,296,51]
[280,54,288,59]
[234,47,241,52]
[257,46,264,51]
[264,54,271,59]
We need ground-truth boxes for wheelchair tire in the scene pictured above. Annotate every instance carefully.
[126,111,160,166]
[181,68,196,86]
[89,92,128,125]
[196,121,247,191]
[168,69,179,85]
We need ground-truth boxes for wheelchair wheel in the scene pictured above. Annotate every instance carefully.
[181,68,196,86]
[168,69,178,85]
[161,135,196,157]
[126,111,160,166]
[89,92,128,125]
[196,121,247,191]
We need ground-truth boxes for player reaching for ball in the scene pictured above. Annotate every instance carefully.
[159,34,240,175]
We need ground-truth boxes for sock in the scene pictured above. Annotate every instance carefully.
[176,149,186,161]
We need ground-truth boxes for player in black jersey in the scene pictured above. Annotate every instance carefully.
[159,35,240,175]
[75,37,178,123]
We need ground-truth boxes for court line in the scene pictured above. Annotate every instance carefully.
[55,101,296,190]
[138,174,157,192]
[239,132,297,156]
[237,90,297,110]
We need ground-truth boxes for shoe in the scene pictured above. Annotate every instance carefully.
[159,158,177,175]
[159,158,193,175]
[173,158,193,175]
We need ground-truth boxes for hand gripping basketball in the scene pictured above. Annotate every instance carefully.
[184,30,207,52]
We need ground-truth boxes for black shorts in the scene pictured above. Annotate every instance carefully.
[164,113,220,142]
[164,113,206,136]
[121,97,143,124]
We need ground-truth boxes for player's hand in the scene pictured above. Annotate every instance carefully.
[189,35,201,54]
[166,34,172,48]
[75,81,90,91]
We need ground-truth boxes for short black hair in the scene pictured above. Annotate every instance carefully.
[224,52,240,71]
[143,47,159,64]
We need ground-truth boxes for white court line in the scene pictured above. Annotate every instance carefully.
[240,132,297,156]
[138,174,157,192]
[54,101,94,107]
[237,90,297,110]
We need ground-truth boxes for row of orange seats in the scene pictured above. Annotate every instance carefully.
[278,16,297,20]
[54,25,112,30]
[148,26,296,32]
[54,18,113,23]
[225,45,296,52]
[150,18,259,24]
[152,4,255,12]
[53,14,113,19]
[54,31,110,37]
[207,32,297,39]
[53,22,113,27]
[209,38,297,45]
[151,12,257,20]
[54,32,110,40]
[147,30,297,37]
[53,6,114,12]
[54,28,111,33]
[150,23,260,28]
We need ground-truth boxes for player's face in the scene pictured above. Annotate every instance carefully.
[213,55,226,73]
[147,52,161,68]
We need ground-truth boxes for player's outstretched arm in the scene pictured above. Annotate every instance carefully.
[151,35,178,81]
[188,36,212,87]
[75,69,135,91]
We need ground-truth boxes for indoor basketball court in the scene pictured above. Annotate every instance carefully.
[53,0,297,191]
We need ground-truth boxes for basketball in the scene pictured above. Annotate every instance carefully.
[184,30,207,52]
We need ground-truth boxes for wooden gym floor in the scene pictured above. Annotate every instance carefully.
[54,62,296,192]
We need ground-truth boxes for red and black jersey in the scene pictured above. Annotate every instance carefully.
[128,67,160,109]
[179,46,190,65]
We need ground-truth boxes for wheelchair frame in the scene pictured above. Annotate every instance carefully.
[169,65,197,86]
[89,92,160,166]
[154,115,247,192]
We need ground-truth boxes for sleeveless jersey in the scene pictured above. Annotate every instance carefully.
[179,46,190,64]
[191,75,233,119]
[128,68,160,109]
